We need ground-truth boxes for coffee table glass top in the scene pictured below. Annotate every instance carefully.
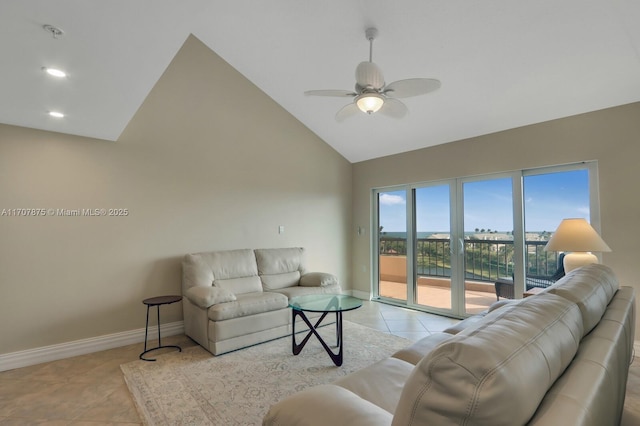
[289,294,362,313]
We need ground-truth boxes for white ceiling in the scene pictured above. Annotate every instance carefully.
[3,1,640,163]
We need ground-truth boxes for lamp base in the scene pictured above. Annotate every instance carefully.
[563,252,598,273]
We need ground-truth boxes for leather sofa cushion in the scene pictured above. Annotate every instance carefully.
[529,286,635,425]
[392,333,452,365]
[214,275,263,295]
[255,247,306,275]
[260,271,301,290]
[393,293,583,426]
[334,357,415,414]
[263,384,393,426]
[546,264,618,336]
[208,291,288,321]
[182,249,258,290]
[442,311,488,335]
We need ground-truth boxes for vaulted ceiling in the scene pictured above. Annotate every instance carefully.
[3,1,640,162]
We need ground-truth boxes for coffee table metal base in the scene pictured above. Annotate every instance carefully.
[292,309,344,366]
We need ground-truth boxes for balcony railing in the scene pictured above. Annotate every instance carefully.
[380,236,560,283]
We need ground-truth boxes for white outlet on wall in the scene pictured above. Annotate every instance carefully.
[278,225,284,234]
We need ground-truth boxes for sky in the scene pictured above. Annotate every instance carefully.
[379,169,590,233]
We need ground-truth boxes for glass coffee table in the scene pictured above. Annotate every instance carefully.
[289,294,362,366]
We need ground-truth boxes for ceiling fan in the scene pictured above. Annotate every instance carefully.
[305,28,441,122]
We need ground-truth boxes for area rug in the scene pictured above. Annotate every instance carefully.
[121,321,410,425]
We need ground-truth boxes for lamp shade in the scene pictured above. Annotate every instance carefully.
[544,218,611,252]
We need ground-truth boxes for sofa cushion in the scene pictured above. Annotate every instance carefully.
[263,384,393,426]
[392,293,583,426]
[182,249,258,291]
[208,291,288,321]
[185,286,236,308]
[334,357,415,414]
[255,247,306,275]
[546,264,618,337]
[392,333,452,365]
[442,311,488,335]
[214,275,263,295]
[260,271,301,290]
[528,287,635,426]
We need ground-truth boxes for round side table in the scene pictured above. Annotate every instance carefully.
[140,295,182,361]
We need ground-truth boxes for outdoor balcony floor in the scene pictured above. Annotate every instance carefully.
[380,280,497,315]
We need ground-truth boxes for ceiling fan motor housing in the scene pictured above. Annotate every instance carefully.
[355,61,384,91]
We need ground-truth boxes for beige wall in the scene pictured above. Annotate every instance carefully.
[0,35,352,354]
[2,32,638,356]
[352,101,640,336]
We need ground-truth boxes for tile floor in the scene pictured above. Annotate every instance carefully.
[0,300,638,424]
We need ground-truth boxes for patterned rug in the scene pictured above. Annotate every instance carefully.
[121,321,410,425]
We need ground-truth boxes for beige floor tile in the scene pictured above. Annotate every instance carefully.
[348,317,389,332]
[73,383,140,423]
[385,319,428,332]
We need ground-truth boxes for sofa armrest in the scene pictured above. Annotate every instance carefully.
[263,384,392,426]
[185,286,236,309]
[299,272,339,287]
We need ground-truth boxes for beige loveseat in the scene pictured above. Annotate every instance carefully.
[264,264,635,425]
[182,247,341,355]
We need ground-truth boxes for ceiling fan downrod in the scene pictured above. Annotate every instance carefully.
[365,27,378,62]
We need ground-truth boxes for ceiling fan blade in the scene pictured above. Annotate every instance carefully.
[383,78,441,98]
[335,103,361,122]
[304,90,357,97]
[378,98,408,119]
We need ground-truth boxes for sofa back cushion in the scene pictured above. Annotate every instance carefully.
[528,286,635,426]
[255,248,306,290]
[545,264,618,337]
[392,293,583,426]
[214,276,263,295]
[182,249,262,295]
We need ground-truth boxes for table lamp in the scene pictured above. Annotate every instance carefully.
[544,218,611,272]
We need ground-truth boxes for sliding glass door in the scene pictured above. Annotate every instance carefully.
[523,167,593,278]
[414,184,454,313]
[373,162,597,318]
[461,177,515,315]
[377,190,408,303]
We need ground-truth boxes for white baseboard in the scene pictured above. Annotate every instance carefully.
[0,321,184,372]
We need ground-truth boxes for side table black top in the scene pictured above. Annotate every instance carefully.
[140,295,182,361]
[143,295,182,306]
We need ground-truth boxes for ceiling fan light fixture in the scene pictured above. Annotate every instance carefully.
[356,93,384,114]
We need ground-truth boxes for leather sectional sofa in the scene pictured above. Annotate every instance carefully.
[181,247,340,355]
[264,264,635,425]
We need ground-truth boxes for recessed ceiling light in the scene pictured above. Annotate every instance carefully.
[44,67,66,78]
[49,111,65,118]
